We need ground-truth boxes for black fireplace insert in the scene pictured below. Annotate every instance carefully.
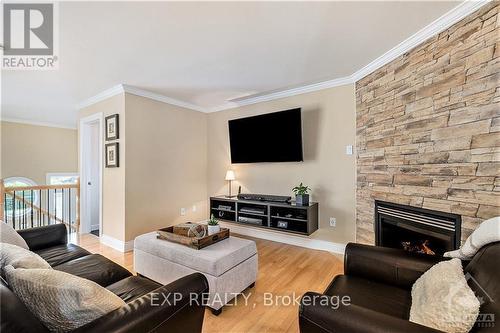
[375,201,461,256]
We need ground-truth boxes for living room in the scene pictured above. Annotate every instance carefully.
[1,1,499,332]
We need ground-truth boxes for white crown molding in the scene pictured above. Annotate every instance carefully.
[121,84,206,113]
[77,84,124,110]
[0,117,77,129]
[100,234,134,253]
[206,75,355,113]
[76,0,489,114]
[350,0,490,82]
[77,83,207,112]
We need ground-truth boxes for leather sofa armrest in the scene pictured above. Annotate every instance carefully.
[344,243,445,288]
[73,273,209,333]
[299,292,443,333]
[17,224,67,251]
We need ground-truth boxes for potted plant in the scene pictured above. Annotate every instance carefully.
[292,183,311,206]
[207,214,220,235]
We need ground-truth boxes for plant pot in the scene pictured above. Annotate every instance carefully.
[207,225,220,235]
[295,194,310,206]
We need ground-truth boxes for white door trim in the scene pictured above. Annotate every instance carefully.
[79,113,103,235]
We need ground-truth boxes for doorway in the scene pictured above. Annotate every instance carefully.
[79,113,103,236]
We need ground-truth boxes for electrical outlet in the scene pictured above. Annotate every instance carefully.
[329,217,336,227]
[346,145,353,155]
[180,208,186,216]
[192,205,197,212]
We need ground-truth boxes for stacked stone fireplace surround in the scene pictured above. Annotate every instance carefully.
[356,3,499,245]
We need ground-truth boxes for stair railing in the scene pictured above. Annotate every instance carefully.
[0,179,80,232]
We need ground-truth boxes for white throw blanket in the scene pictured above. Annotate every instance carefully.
[444,216,500,259]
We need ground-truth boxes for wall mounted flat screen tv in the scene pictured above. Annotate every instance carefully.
[228,108,303,163]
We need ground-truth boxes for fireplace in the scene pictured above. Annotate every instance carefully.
[375,201,461,256]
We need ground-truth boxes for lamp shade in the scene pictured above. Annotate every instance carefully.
[225,170,236,181]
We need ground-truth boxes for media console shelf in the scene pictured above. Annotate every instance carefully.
[210,196,318,236]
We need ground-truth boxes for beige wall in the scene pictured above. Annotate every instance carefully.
[1,121,78,185]
[124,93,208,240]
[78,85,356,245]
[79,94,126,241]
[207,84,357,244]
[78,93,208,242]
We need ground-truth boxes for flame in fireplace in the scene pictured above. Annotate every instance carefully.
[401,240,436,256]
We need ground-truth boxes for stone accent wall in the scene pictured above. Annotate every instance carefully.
[356,3,499,245]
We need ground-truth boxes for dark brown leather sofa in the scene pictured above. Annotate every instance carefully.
[299,242,500,333]
[1,224,209,333]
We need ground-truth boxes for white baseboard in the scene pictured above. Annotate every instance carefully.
[100,234,134,253]
[99,225,344,254]
[217,221,346,255]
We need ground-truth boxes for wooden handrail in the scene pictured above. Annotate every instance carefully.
[1,178,80,231]
[4,184,78,191]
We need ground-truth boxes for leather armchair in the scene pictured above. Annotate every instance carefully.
[299,297,442,333]
[299,242,500,333]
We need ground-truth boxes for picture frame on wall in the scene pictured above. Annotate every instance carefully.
[105,142,119,168]
[105,114,119,140]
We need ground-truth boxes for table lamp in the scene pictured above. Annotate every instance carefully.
[225,170,236,198]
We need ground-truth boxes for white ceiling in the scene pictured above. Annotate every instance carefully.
[2,1,464,128]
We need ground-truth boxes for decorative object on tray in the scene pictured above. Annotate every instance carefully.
[173,222,206,238]
[292,182,311,206]
[105,142,119,168]
[157,222,229,250]
[105,114,119,140]
[207,214,221,235]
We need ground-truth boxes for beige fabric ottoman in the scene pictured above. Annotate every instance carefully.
[134,232,258,314]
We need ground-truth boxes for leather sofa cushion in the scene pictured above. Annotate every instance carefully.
[54,254,131,287]
[35,244,91,267]
[324,275,411,319]
[106,276,161,302]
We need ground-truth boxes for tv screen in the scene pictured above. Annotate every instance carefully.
[228,108,303,163]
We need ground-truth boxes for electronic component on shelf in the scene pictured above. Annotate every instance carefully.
[237,193,291,203]
[238,216,262,225]
[240,207,266,215]
[218,205,233,211]
[277,221,288,229]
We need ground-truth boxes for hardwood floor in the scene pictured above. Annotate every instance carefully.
[74,233,343,333]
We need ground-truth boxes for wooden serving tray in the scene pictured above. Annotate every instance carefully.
[157,224,230,250]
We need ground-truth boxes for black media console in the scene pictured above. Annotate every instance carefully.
[210,196,319,235]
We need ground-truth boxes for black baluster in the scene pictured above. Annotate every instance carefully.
[47,189,50,225]
[39,189,42,226]
[31,190,34,228]
[62,188,65,227]
[69,188,72,231]
[22,191,25,229]
[55,188,57,223]
[12,191,16,229]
